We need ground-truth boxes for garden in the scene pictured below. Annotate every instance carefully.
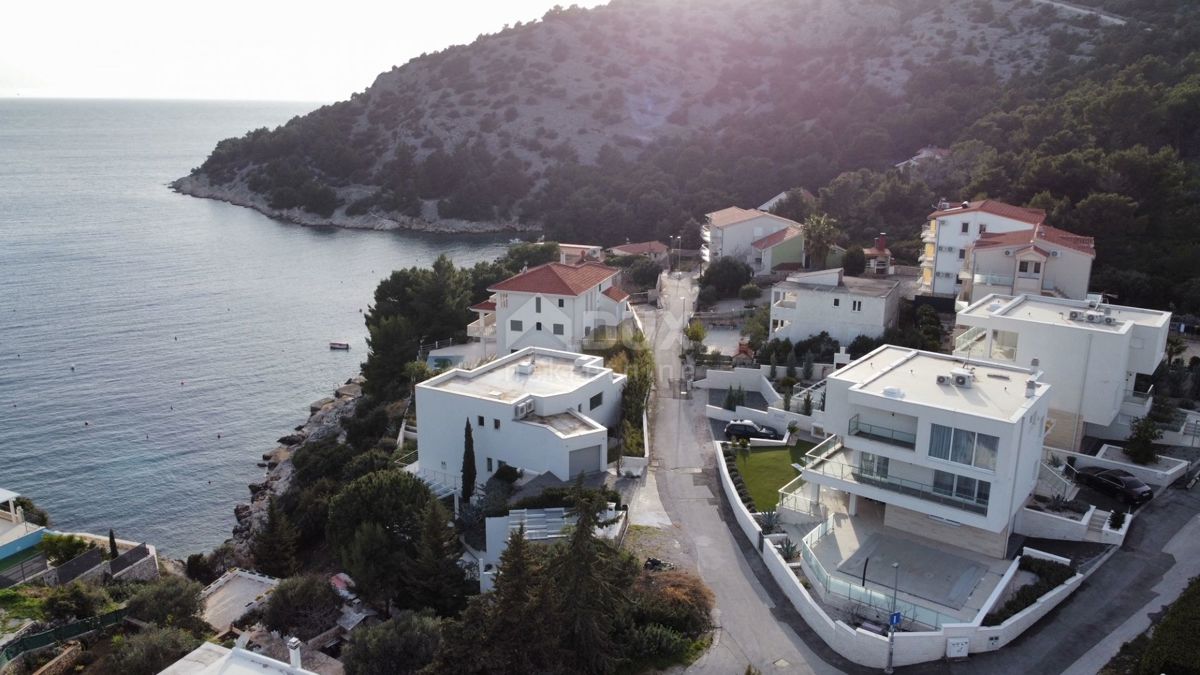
[722,439,815,512]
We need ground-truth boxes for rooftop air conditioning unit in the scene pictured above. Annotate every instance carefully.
[1069,310,1081,320]
[1004,250,1013,256]
[1086,311,1103,323]
[574,355,591,370]
[517,360,535,375]
[1050,250,1061,258]
[950,368,973,388]
[516,400,534,418]
[936,374,950,385]
[1105,316,1116,325]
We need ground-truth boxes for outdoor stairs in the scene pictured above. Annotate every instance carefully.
[1084,509,1109,542]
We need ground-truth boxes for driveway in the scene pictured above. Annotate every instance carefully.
[641,273,857,674]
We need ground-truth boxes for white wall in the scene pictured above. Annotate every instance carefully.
[1013,504,1094,540]
[968,243,1093,302]
[495,277,629,354]
[770,286,899,345]
[710,214,795,271]
[931,212,1036,296]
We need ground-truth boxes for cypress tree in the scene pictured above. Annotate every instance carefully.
[462,419,477,501]
[252,499,299,578]
[108,529,119,559]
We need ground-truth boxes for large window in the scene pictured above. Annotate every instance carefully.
[933,470,991,506]
[929,424,998,470]
[861,452,889,479]
[589,392,603,410]
[510,320,523,331]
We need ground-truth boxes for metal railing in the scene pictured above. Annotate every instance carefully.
[1124,385,1154,403]
[798,518,955,630]
[973,273,1014,287]
[848,415,916,449]
[954,325,987,354]
[803,439,988,515]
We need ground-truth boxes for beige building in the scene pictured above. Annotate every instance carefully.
[960,225,1095,303]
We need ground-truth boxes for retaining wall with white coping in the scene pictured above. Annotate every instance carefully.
[1093,444,1189,486]
[1014,504,1094,541]
[694,368,782,406]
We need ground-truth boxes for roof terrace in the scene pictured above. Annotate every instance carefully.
[422,347,613,402]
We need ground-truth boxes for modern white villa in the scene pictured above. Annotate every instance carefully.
[0,488,45,563]
[466,261,632,356]
[955,293,1170,449]
[768,268,900,345]
[161,637,316,675]
[795,346,1052,558]
[920,200,1049,297]
[412,347,626,497]
[958,224,1095,304]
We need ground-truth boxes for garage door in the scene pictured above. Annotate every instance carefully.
[568,446,602,477]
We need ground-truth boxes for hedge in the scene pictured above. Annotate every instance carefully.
[983,556,1076,626]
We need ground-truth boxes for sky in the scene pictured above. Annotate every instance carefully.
[0,0,607,102]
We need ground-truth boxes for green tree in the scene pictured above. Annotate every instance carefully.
[487,529,564,671]
[1166,334,1187,365]
[327,469,433,556]
[462,419,477,502]
[841,247,866,276]
[801,352,814,381]
[1124,417,1162,465]
[803,213,840,270]
[341,522,407,607]
[785,351,798,380]
[108,529,119,560]
[11,496,48,526]
[342,611,444,675]
[768,353,778,380]
[108,627,199,675]
[699,257,752,296]
[684,320,707,345]
[252,498,300,578]
[265,575,342,640]
[401,500,470,616]
[38,534,93,566]
[44,582,108,623]
[738,283,762,302]
[802,392,813,416]
[126,575,204,629]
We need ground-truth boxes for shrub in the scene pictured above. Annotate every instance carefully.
[44,583,108,623]
[493,464,521,484]
[627,623,690,660]
[1109,510,1127,530]
[38,534,94,566]
[631,570,714,638]
[127,575,204,628]
[265,575,342,640]
[738,284,762,302]
[984,556,1075,625]
[1137,576,1200,674]
[778,538,799,561]
[510,485,621,510]
[108,626,199,675]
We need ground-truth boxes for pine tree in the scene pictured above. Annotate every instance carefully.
[402,500,469,616]
[108,529,119,559]
[462,419,477,502]
[252,499,299,578]
[487,528,564,672]
[341,522,406,607]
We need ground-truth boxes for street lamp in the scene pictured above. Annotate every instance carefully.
[885,562,899,674]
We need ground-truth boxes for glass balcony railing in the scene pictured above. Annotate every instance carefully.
[973,273,1014,287]
[1124,385,1153,403]
[804,439,988,515]
[848,414,916,449]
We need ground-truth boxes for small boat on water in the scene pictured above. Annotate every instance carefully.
[329,341,351,351]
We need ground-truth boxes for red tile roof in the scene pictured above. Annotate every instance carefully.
[929,200,1047,225]
[488,262,619,296]
[973,225,1096,257]
[752,225,803,250]
[602,286,630,302]
[469,300,496,312]
[610,240,669,256]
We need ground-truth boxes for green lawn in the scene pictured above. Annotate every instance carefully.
[736,441,814,511]
[0,587,45,620]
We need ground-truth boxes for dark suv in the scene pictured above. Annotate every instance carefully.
[1075,466,1153,506]
[724,420,781,441]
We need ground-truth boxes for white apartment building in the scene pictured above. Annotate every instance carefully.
[960,224,1095,303]
[701,206,806,274]
[413,347,625,495]
[467,261,632,356]
[798,346,1052,557]
[955,294,1170,449]
[769,268,900,345]
[920,200,1047,297]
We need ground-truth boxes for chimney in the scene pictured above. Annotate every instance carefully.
[875,232,887,251]
[287,637,303,670]
[1030,357,1039,369]
[1025,380,1037,398]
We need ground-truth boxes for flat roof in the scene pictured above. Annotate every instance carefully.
[202,570,279,633]
[776,275,899,298]
[524,411,602,437]
[0,488,19,503]
[422,347,611,402]
[833,346,1048,421]
[961,294,1170,333]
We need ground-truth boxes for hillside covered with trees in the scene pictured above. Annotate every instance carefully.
[180,0,1200,312]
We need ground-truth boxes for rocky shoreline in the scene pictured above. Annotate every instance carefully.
[170,174,541,235]
[223,376,367,563]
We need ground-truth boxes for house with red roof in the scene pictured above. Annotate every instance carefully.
[919,199,1050,298]
[470,261,632,355]
[609,240,670,266]
[703,206,820,274]
[960,224,1096,303]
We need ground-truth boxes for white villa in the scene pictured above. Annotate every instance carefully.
[796,346,1052,558]
[959,224,1095,304]
[466,261,633,357]
[920,200,1049,298]
[161,637,316,675]
[769,268,900,345]
[955,294,1170,450]
[701,206,806,273]
[0,488,45,564]
[413,347,625,497]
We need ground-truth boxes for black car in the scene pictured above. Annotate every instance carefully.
[724,420,781,441]
[1074,466,1153,505]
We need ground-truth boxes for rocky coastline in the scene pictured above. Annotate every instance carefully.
[223,376,367,564]
[170,174,541,235]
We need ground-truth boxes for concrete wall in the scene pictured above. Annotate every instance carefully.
[770,284,899,345]
[930,212,1036,296]
[496,277,630,354]
[710,214,796,271]
[0,527,44,561]
[1058,446,1189,487]
[969,242,1092,301]
[884,505,1009,558]
[693,367,782,407]
[1013,504,1093,541]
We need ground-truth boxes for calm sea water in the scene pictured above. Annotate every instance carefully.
[0,99,507,556]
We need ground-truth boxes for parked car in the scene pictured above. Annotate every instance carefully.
[1074,466,1153,506]
[724,420,781,441]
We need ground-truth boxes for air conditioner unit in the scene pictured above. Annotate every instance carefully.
[936,375,950,385]
[516,400,534,417]
[1086,311,1103,323]
[1069,310,1080,320]
[1004,250,1013,256]
[1104,316,1116,325]
[950,368,972,388]
[1050,250,1061,258]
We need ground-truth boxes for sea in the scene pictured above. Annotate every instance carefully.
[0,99,508,557]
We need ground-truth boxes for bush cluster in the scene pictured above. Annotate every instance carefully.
[983,556,1076,626]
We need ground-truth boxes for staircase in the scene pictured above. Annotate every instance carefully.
[1084,509,1108,542]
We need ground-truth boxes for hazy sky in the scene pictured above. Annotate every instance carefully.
[1,0,607,101]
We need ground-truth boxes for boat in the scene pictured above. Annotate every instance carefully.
[329,341,351,350]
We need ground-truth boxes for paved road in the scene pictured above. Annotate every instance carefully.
[642,274,855,675]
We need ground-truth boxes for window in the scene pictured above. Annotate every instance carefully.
[979,224,987,233]
[933,470,991,506]
[486,458,493,472]
[929,423,999,470]
[589,392,603,410]
[536,322,543,331]
[861,452,889,479]
[553,323,564,335]
[535,297,542,313]
[493,419,500,430]
[477,416,484,427]
[558,298,564,308]
[833,298,840,307]
[958,248,966,260]
[961,222,969,233]
[851,300,862,312]
[1018,261,1042,275]
[510,320,523,331]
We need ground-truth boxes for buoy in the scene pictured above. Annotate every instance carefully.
[217,433,222,439]
[181,381,185,386]
[83,421,89,426]
[70,364,75,371]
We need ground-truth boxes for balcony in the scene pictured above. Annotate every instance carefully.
[701,227,711,244]
[803,438,988,515]
[921,229,936,244]
[467,315,496,339]
[1121,385,1154,417]
[953,325,987,358]
[699,245,710,263]
[973,273,1014,287]
[848,414,916,449]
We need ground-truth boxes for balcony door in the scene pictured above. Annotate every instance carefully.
[860,452,889,479]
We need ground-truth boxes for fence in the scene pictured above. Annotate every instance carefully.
[0,608,128,670]
[108,544,150,577]
[54,549,104,585]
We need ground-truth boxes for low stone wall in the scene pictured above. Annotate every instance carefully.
[30,642,81,675]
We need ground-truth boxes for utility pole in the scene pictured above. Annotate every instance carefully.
[885,561,899,674]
